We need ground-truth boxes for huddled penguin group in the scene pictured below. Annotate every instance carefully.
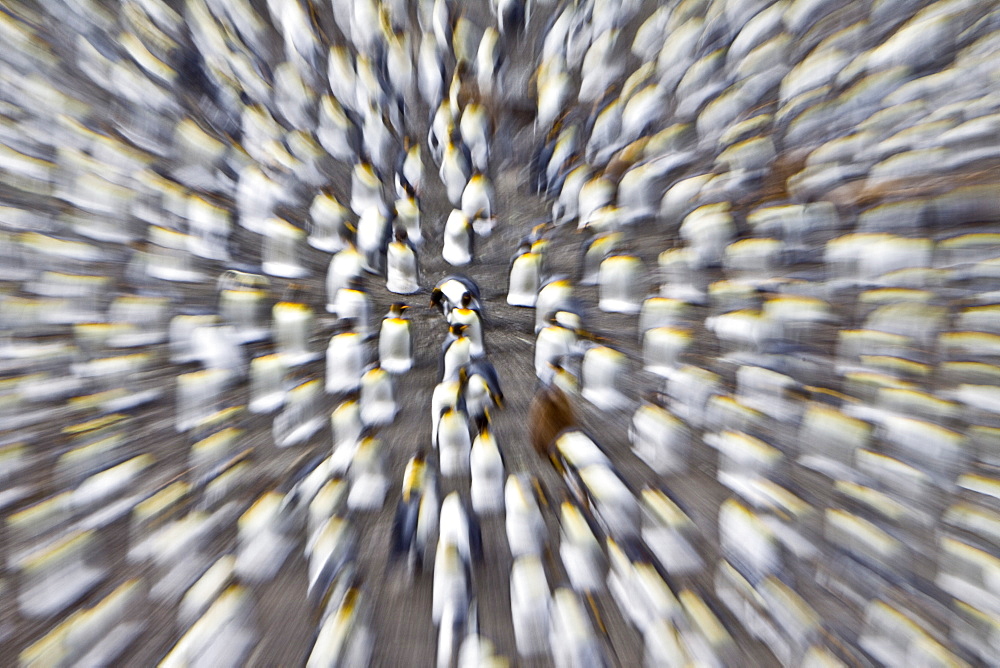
[1,0,1000,665]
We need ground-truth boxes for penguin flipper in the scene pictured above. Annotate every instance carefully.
[391,498,418,557]
[469,510,484,563]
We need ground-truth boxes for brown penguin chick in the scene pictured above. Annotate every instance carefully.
[603,138,649,182]
[529,382,576,472]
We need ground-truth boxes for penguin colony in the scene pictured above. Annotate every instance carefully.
[0,0,1000,665]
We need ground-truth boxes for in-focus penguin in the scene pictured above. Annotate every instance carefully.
[438,406,472,478]
[443,209,475,266]
[440,130,471,206]
[431,275,482,320]
[470,419,504,517]
[462,172,495,236]
[449,293,485,357]
[379,303,413,374]
[386,227,420,294]
[441,323,472,381]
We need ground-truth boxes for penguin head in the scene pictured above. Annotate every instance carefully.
[450,323,468,337]
[389,302,409,317]
[474,410,490,435]
[460,292,473,308]
[430,288,444,310]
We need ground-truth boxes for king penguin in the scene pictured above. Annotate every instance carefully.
[461,172,495,237]
[438,406,472,478]
[449,293,485,357]
[505,474,548,558]
[379,303,413,374]
[464,358,504,422]
[390,449,430,573]
[394,184,422,246]
[397,139,424,198]
[432,368,468,449]
[351,161,383,217]
[441,323,472,381]
[442,209,475,266]
[440,130,471,207]
[460,102,491,173]
[431,275,482,320]
[386,227,421,294]
[470,419,505,517]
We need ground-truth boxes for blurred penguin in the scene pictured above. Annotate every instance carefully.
[462,172,495,237]
[390,449,432,574]
[438,405,473,478]
[460,102,491,173]
[470,418,505,517]
[442,209,475,267]
[505,474,548,558]
[396,139,424,199]
[464,358,504,421]
[441,130,472,207]
[386,227,421,294]
[379,303,413,373]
